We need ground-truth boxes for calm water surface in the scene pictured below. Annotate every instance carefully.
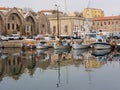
[0,48,120,90]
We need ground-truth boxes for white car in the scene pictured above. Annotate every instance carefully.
[7,35,14,40]
[0,36,8,41]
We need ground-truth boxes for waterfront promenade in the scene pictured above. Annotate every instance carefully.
[0,39,96,48]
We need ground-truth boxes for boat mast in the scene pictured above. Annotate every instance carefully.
[64,0,67,13]
[55,4,60,36]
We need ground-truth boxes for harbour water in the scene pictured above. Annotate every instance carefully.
[0,48,120,90]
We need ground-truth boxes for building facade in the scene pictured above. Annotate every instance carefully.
[83,8,104,18]
[0,7,50,36]
[46,11,92,37]
[92,16,120,33]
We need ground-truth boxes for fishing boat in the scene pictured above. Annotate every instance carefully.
[90,35,111,49]
[91,49,111,56]
[21,39,36,49]
[53,40,71,50]
[91,42,111,49]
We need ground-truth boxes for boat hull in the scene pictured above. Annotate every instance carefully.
[53,42,71,50]
[92,42,111,49]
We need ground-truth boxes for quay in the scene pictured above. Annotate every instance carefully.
[0,39,96,48]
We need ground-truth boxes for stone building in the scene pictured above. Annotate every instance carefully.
[43,10,93,37]
[92,16,120,33]
[83,8,104,18]
[0,7,50,36]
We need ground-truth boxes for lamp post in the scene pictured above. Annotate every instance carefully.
[55,4,60,36]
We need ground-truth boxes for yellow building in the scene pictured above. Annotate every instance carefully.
[83,8,104,18]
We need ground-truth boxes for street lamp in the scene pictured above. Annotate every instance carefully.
[55,4,60,36]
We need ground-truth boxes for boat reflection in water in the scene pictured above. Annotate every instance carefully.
[36,49,50,61]
[91,49,112,64]
[72,49,88,60]
[53,49,71,54]
[1,48,120,90]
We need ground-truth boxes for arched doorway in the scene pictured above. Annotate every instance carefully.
[7,13,22,35]
[25,16,35,37]
[0,15,4,35]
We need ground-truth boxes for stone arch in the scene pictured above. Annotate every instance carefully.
[25,16,35,36]
[38,13,50,34]
[0,12,5,35]
[6,7,24,35]
[24,12,37,36]
[7,13,22,35]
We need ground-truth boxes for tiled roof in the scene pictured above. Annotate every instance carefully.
[93,16,120,21]
[0,7,9,10]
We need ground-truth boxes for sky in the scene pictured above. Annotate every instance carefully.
[0,0,120,16]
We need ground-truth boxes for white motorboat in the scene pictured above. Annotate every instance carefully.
[53,41,71,50]
[91,49,111,56]
[91,42,111,49]
[90,35,111,49]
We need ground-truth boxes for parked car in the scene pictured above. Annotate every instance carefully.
[44,35,55,40]
[0,36,8,41]
[7,35,15,40]
[35,35,45,40]
[19,36,27,40]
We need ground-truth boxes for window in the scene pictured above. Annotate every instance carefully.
[12,24,14,29]
[53,26,56,34]
[11,16,14,20]
[16,24,19,29]
[116,21,118,24]
[65,25,68,33]
[104,22,106,25]
[112,21,114,24]
[42,24,45,28]
[8,23,10,29]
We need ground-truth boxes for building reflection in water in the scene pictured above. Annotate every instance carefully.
[0,47,119,84]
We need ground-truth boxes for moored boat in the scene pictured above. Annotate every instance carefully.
[90,35,111,49]
[21,39,36,50]
[53,40,71,50]
[91,42,111,49]
[72,43,88,49]
[91,49,111,56]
